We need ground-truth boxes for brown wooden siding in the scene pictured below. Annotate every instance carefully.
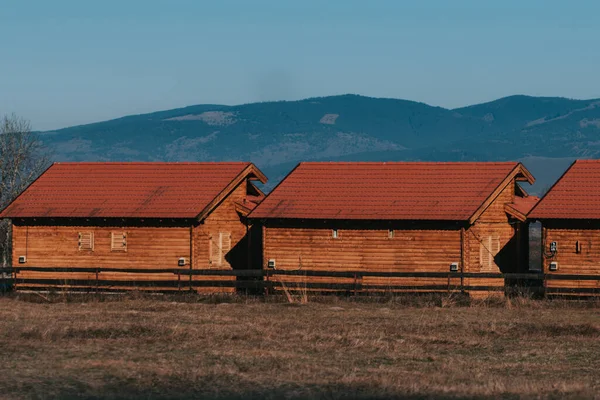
[12,225,191,289]
[192,181,251,292]
[465,181,522,295]
[263,225,463,291]
[543,227,600,292]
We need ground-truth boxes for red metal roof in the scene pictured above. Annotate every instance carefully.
[529,160,600,219]
[0,162,266,219]
[250,162,532,221]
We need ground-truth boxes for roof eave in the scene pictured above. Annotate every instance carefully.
[504,204,527,222]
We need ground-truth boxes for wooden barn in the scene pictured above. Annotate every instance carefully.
[0,162,267,292]
[528,159,600,295]
[248,162,537,296]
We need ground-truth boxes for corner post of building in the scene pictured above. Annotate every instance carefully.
[541,225,547,298]
[262,223,268,296]
[245,220,251,269]
[189,225,194,293]
[460,227,466,294]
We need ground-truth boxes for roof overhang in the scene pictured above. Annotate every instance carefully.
[196,163,267,221]
[504,203,527,222]
[468,163,535,225]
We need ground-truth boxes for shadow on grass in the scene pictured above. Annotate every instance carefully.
[7,376,589,400]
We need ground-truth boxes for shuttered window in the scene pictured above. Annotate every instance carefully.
[78,232,94,251]
[479,235,500,272]
[209,232,231,267]
[111,232,127,252]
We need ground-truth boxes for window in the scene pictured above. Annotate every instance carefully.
[388,229,394,239]
[78,232,94,251]
[479,235,500,272]
[209,232,231,267]
[332,229,339,239]
[111,232,127,252]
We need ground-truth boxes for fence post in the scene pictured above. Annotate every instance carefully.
[542,271,547,299]
[265,269,270,297]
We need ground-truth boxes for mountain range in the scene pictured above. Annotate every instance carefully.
[40,94,600,194]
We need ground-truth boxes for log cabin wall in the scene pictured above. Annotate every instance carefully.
[193,181,248,270]
[541,221,600,292]
[263,220,463,290]
[466,181,520,293]
[192,181,254,292]
[11,224,191,289]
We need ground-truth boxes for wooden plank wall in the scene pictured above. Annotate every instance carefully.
[543,227,600,292]
[193,181,251,292]
[263,225,463,291]
[466,181,519,295]
[12,225,190,290]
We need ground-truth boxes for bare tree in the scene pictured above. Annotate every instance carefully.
[0,114,51,267]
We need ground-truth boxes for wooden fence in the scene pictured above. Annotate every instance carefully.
[1,266,600,296]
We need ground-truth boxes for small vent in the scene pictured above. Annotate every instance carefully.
[332,229,339,239]
[18,256,26,264]
[549,262,558,272]
[575,241,581,254]
[268,259,276,269]
[450,262,459,272]
[78,232,94,251]
[388,229,394,239]
[111,232,127,252]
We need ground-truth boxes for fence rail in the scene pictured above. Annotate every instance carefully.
[1,266,600,296]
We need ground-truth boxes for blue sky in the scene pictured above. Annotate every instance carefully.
[1,0,599,130]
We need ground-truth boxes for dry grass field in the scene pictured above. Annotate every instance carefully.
[0,294,599,399]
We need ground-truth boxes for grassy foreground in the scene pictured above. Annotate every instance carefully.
[0,294,599,399]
